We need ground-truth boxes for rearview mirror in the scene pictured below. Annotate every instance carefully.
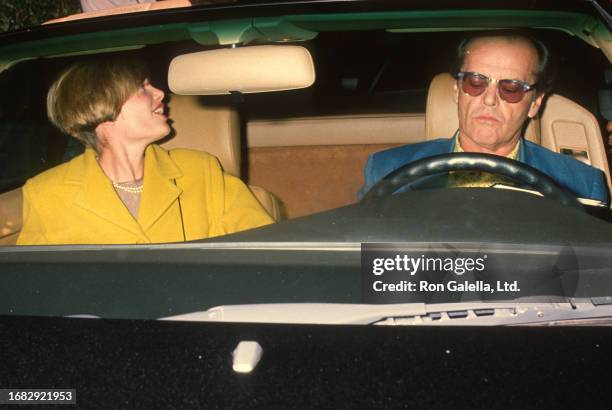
[168,45,315,95]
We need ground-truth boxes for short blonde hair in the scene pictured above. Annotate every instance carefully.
[47,59,147,151]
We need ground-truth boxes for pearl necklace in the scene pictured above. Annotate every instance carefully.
[112,181,143,193]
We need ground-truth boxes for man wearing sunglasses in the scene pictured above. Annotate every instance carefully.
[358,33,608,203]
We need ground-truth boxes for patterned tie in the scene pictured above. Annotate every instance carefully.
[447,139,520,188]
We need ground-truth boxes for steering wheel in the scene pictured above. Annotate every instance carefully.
[361,152,582,210]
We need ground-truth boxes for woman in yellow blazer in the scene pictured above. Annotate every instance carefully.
[17,59,273,245]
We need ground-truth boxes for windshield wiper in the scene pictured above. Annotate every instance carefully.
[160,299,612,326]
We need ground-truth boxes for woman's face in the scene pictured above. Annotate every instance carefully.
[111,79,170,145]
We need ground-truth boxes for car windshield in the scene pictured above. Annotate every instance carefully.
[0,0,611,325]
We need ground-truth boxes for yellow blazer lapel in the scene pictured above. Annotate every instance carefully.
[137,145,183,233]
[66,148,146,239]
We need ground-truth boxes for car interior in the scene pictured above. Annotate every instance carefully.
[0,24,611,245]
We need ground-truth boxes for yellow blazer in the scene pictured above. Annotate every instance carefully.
[17,145,273,245]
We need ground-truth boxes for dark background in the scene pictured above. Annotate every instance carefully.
[0,0,81,33]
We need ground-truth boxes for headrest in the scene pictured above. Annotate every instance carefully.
[161,95,241,177]
[168,45,315,95]
[425,73,540,144]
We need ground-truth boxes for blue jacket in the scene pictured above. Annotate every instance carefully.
[358,135,609,203]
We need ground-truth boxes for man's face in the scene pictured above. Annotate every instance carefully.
[453,38,544,155]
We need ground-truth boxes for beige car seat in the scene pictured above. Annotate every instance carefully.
[0,188,21,245]
[162,94,281,220]
[540,95,611,190]
[425,73,611,193]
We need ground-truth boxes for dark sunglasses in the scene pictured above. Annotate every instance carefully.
[456,71,536,103]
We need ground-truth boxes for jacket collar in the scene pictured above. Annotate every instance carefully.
[138,145,183,232]
[518,137,527,162]
[63,145,183,238]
